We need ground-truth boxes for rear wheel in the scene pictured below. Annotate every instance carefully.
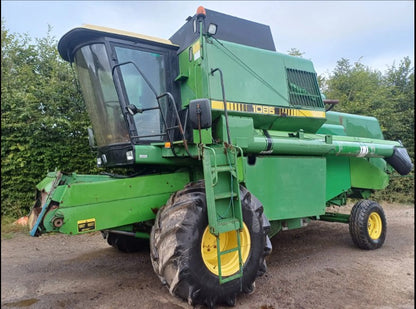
[150,181,271,308]
[349,200,386,250]
[103,231,149,253]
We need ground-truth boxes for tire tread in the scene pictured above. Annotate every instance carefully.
[349,200,386,250]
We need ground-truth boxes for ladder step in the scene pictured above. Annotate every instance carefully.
[218,246,239,256]
[215,218,241,234]
[213,165,236,173]
[215,192,238,200]
[220,271,242,283]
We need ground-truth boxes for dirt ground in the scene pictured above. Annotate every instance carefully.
[1,202,414,309]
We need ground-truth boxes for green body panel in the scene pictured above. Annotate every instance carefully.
[177,39,209,108]
[316,123,346,136]
[36,172,58,192]
[350,157,389,190]
[325,111,384,139]
[39,171,190,235]
[192,128,213,144]
[177,37,326,133]
[268,218,311,238]
[326,156,351,201]
[206,39,313,106]
[216,116,255,148]
[244,156,326,221]
[36,172,113,192]
[135,145,177,164]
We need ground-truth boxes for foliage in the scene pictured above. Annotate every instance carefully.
[1,216,29,239]
[287,48,305,57]
[1,20,97,217]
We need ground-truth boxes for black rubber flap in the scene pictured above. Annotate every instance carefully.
[385,147,413,176]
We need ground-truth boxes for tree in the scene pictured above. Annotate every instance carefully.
[1,20,97,217]
[325,58,385,115]
[382,57,414,155]
[287,48,305,57]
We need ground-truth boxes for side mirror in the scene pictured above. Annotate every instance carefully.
[188,99,212,129]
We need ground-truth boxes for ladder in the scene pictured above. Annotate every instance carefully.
[202,145,244,284]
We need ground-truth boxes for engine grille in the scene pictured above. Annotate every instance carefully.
[286,68,324,109]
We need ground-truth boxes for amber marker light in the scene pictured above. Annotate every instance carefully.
[164,142,171,148]
[196,6,206,17]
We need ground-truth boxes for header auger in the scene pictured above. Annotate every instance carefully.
[28,6,412,308]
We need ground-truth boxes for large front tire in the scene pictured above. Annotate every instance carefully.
[150,181,271,308]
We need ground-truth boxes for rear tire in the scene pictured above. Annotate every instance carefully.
[150,181,271,307]
[103,231,149,253]
[349,200,386,250]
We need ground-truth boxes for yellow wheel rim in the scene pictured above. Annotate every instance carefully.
[368,212,382,240]
[201,223,251,277]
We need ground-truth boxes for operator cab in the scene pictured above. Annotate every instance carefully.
[58,25,181,167]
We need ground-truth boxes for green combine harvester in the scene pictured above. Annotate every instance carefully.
[28,6,412,308]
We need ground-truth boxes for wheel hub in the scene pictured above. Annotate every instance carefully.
[368,212,382,240]
[201,223,251,276]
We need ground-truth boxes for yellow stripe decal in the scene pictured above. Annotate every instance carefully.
[82,24,176,46]
[211,100,326,118]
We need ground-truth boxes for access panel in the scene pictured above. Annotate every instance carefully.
[244,156,326,220]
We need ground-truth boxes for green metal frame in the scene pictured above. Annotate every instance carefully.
[32,171,190,236]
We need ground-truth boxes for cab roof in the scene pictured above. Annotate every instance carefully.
[58,24,178,62]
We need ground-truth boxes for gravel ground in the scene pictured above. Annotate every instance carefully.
[1,202,414,309]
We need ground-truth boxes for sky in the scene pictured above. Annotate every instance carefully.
[1,1,414,76]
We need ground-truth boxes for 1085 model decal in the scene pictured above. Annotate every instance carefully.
[211,100,325,118]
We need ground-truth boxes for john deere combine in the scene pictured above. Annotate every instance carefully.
[28,7,412,308]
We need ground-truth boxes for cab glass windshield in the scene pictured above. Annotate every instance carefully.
[74,44,129,146]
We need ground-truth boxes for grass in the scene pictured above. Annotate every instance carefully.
[1,216,30,240]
